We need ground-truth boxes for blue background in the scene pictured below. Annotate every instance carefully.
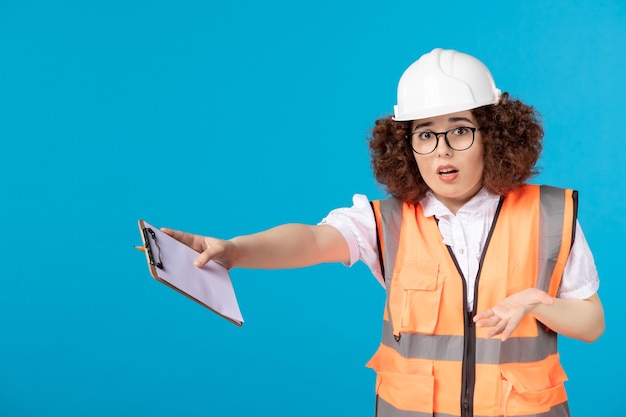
[1,1,624,415]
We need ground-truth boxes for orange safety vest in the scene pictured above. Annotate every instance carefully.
[367,185,577,417]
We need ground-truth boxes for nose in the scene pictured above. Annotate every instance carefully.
[435,132,452,156]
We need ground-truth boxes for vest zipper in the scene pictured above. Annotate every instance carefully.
[463,310,476,417]
[446,246,475,417]
[446,197,504,417]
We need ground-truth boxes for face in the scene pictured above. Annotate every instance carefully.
[410,110,484,213]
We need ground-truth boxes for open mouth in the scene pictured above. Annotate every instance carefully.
[438,168,459,175]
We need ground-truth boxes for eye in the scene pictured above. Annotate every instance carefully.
[451,127,470,136]
[416,131,434,141]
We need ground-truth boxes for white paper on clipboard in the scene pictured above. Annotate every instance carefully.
[137,219,243,326]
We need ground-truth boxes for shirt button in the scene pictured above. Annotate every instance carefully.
[458,248,465,254]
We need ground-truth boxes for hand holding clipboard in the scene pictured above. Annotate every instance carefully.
[137,220,244,326]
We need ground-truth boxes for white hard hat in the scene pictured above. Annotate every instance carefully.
[393,48,501,121]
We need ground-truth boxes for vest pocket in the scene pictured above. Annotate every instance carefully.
[499,355,568,414]
[367,345,436,414]
[390,262,442,335]
[375,369,434,413]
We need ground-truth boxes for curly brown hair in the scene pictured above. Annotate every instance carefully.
[369,93,543,204]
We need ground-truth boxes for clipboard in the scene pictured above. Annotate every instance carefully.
[137,219,243,326]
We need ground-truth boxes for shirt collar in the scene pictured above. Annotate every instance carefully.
[420,188,501,219]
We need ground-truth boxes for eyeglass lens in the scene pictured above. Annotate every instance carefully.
[410,127,476,155]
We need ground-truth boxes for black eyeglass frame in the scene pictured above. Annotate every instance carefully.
[407,126,482,155]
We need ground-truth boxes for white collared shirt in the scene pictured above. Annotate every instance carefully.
[320,189,600,309]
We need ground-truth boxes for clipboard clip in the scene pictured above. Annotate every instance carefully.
[142,227,164,270]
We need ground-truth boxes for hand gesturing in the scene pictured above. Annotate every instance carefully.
[473,288,554,341]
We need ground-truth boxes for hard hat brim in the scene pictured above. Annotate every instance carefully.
[393,93,501,121]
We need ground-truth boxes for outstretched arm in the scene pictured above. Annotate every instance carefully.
[473,289,604,343]
[161,223,350,270]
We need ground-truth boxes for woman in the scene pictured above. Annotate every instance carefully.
[163,48,604,417]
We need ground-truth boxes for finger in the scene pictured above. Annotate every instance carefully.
[161,228,202,250]
[194,249,214,267]
[501,312,529,341]
[475,316,501,328]
[484,320,508,339]
[499,321,518,341]
[473,309,494,322]
[161,227,188,242]
[194,241,227,268]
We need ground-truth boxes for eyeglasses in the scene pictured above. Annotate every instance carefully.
[407,126,481,155]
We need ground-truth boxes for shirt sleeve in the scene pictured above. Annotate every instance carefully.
[558,221,600,299]
[318,194,384,286]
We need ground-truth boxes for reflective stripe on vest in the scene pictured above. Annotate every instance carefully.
[376,396,570,417]
[367,185,577,417]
